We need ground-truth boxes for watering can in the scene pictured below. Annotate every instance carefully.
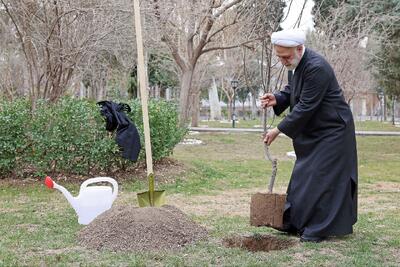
[44,176,118,225]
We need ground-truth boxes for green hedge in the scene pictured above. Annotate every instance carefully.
[129,99,187,160]
[0,99,31,174]
[0,97,187,178]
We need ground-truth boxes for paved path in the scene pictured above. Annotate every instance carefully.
[189,127,400,136]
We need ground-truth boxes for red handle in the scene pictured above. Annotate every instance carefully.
[45,176,54,189]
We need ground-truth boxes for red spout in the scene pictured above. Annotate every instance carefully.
[45,176,54,189]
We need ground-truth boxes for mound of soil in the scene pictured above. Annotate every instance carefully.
[78,205,208,252]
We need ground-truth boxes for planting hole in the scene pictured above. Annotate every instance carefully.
[223,234,295,252]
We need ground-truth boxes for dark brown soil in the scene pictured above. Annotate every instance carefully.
[0,157,186,185]
[223,234,296,252]
[78,205,208,252]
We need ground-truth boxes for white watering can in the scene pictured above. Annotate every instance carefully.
[45,176,118,225]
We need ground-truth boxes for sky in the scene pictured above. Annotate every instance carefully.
[280,0,315,32]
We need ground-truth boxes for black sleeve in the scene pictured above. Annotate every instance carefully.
[277,64,331,139]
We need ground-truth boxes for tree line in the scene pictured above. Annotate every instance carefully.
[0,0,398,126]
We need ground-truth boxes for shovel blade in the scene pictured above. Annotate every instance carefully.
[137,190,166,207]
[250,192,286,228]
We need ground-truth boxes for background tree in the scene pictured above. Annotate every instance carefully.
[0,0,136,108]
[311,0,388,104]
[368,0,400,98]
[312,0,400,102]
[145,0,285,125]
[148,53,179,99]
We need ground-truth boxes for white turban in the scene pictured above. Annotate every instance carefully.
[271,29,306,47]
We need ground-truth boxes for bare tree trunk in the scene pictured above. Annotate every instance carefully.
[242,101,245,119]
[227,100,232,121]
[384,95,387,121]
[251,92,258,119]
[392,97,396,125]
[179,68,194,125]
[190,91,200,127]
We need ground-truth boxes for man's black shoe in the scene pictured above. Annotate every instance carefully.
[300,235,326,243]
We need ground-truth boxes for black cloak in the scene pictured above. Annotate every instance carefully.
[97,101,141,161]
[273,48,358,237]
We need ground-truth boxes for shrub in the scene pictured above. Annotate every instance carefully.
[0,99,31,174]
[0,97,187,178]
[129,99,187,161]
[28,97,119,176]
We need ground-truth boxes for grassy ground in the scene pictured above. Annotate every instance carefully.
[1,133,400,266]
[199,118,400,132]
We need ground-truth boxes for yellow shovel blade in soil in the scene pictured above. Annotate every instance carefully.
[137,190,166,207]
[137,173,166,207]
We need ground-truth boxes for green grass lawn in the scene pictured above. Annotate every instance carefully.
[198,117,400,132]
[1,133,400,266]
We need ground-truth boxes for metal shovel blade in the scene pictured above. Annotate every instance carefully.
[137,190,166,207]
[136,173,166,207]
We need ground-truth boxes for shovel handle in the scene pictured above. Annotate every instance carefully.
[133,0,153,176]
[149,173,155,206]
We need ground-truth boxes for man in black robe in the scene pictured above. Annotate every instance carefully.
[260,29,358,243]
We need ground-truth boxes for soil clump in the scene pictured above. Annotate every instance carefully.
[78,205,208,252]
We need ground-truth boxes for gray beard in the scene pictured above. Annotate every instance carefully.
[285,65,296,71]
[285,54,301,71]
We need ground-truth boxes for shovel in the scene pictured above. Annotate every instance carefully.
[133,0,165,207]
[250,110,286,228]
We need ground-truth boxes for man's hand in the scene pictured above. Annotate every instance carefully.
[260,93,277,109]
[263,127,281,146]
